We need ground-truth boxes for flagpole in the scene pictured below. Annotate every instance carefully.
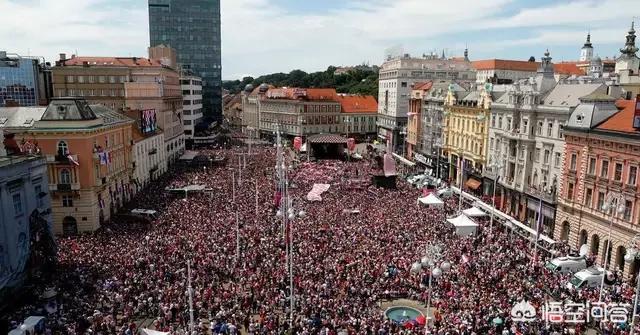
[532,197,542,266]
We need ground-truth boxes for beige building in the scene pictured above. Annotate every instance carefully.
[53,49,184,163]
[1,98,134,235]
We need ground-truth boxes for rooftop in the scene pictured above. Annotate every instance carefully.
[0,155,43,169]
[596,99,640,134]
[336,95,377,113]
[264,88,339,102]
[472,59,539,72]
[554,62,585,76]
[60,56,163,67]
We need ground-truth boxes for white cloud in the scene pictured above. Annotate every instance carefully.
[1,0,637,79]
[0,0,148,62]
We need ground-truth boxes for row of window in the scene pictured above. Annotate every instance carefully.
[11,183,46,217]
[567,186,636,223]
[57,88,124,98]
[65,75,128,84]
[491,114,564,139]
[447,116,485,134]
[575,155,639,185]
[181,89,203,95]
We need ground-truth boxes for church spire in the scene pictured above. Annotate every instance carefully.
[464,46,469,61]
[441,49,445,60]
[583,31,592,48]
[620,20,638,57]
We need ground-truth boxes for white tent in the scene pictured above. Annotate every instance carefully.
[417,193,444,207]
[446,214,479,236]
[462,207,487,217]
[437,187,453,198]
[141,329,170,335]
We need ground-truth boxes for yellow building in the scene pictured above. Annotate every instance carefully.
[442,83,494,191]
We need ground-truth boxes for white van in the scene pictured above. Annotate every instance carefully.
[545,255,587,274]
[566,267,609,290]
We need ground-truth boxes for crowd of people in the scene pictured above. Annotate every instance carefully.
[5,143,640,335]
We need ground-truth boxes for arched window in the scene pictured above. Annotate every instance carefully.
[591,235,600,255]
[561,221,570,241]
[57,141,69,156]
[60,169,71,184]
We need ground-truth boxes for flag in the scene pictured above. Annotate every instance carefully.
[67,154,80,166]
[107,152,112,165]
[99,152,107,165]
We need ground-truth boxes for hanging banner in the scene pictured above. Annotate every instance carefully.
[293,137,302,151]
[347,138,356,152]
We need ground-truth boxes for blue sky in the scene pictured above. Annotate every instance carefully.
[2,0,638,79]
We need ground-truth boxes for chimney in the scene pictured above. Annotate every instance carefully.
[59,53,66,61]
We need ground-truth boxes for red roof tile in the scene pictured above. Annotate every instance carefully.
[596,99,640,134]
[412,81,433,91]
[336,95,378,113]
[265,87,338,101]
[554,62,585,75]
[62,56,163,67]
[472,59,539,72]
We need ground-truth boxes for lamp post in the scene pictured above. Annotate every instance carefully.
[410,243,451,329]
[599,191,626,303]
[624,234,640,335]
[274,127,306,331]
[457,150,465,214]
[488,153,504,234]
[433,137,443,180]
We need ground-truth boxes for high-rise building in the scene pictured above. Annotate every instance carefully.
[180,70,203,138]
[377,53,475,151]
[0,51,53,107]
[148,0,222,121]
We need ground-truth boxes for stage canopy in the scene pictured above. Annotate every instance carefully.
[437,188,453,197]
[446,214,479,236]
[308,134,348,144]
[462,206,487,217]
[417,193,444,207]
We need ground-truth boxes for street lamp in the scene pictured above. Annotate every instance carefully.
[599,191,626,303]
[433,137,443,180]
[410,243,451,328]
[625,234,640,335]
[488,153,504,234]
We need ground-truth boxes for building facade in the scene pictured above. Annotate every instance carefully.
[1,98,135,235]
[53,54,185,163]
[443,83,495,190]
[132,125,167,193]
[406,82,432,160]
[180,72,203,138]
[0,155,53,294]
[377,53,475,151]
[336,94,377,137]
[0,52,52,107]
[555,98,640,279]
[149,0,222,120]
[485,51,609,235]
[258,88,342,138]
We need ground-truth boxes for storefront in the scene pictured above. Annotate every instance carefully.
[526,197,556,237]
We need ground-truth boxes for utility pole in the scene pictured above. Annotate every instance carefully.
[187,260,195,334]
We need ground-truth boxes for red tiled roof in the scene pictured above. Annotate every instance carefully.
[265,87,338,101]
[336,95,377,113]
[62,56,163,67]
[596,99,640,134]
[554,62,585,75]
[472,59,539,72]
[412,81,433,91]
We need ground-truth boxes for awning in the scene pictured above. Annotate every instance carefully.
[462,206,487,217]
[465,178,481,190]
[417,193,444,206]
[392,153,416,167]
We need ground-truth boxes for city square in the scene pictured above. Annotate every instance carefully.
[2,1,640,334]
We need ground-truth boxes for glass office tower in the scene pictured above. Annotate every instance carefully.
[0,58,40,107]
[149,0,222,121]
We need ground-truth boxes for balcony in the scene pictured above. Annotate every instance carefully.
[148,148,158,155]
[49,182,81,192]
[524,185,557,204]
[46,154,79,165]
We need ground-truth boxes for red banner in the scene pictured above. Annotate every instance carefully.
[293,137,302,151]
[347,138,356,152]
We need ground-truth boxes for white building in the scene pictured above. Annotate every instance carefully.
[473,59,538,85]
[486,50,611,235]
[377,52,475,150]
[132,126,167,193]
[615,21,640,98]
[180,72,203,138]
